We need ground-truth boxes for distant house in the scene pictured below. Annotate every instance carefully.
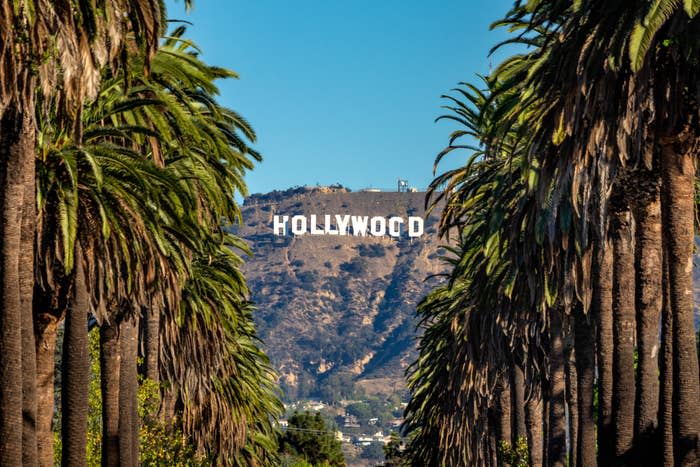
[368,417,379,426]
[355,436,373,446]
[279,419,288,428]
[344,415,360,428]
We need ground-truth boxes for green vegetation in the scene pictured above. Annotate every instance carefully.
[279,412,345,467]
[404,1,700,466]
[54,330,204,466]
[0,4,281,466]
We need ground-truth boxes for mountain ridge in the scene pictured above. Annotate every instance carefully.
[237,186,445,401]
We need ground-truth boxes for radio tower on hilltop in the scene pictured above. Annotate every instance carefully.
[397,179,409,192]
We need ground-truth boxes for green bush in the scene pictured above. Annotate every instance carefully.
[54,329,205,466]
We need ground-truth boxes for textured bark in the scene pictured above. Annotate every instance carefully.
[547,309,567,467]
[496,373,512,449]
[542,398,549,467]
[660,254,674,467]
[565,335,578,467]
[510,365,526,445]
[488,407,498,467]
[101,322,121,467]
[119,316,140,467]
[525,391,543,467]
[0,107,32,465]
[574,306,597,467]
[660,137,700,466]
[21,113,37,466]
[594,238,614,467]
[141,306,160,384]
[35,314,59,467]
[62,251,89,467]
[632,169,662,462]
[611,199,636,464]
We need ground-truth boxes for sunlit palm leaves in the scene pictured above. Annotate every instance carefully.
[37,28,281,465]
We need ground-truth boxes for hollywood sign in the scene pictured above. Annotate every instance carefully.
[273,215,424,238]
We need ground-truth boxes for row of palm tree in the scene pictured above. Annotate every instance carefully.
[405,1,700,466]
[1,2,281,466]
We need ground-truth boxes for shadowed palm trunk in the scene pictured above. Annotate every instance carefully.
[20,113,37,465]
[100,321,121,467]
[660,253,674,467]
[565,334,578,467]
[611,194,636,464]
[35,311,60,467]
[62,248,89,467]
[119,316,140,467]
[574,305,597,467]
[525,389,543,467]
[511,365,526,446]
[548,309,567,467]
[141,306,160,384]
[496,372,512,452]
[660,134,700,466]
[543,398,550,467]
[594,237,614,466]
[0,107,33,465]
[488,407,498,467]
[632,169,662,462]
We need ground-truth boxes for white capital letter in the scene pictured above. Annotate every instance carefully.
[310,215,324,235]
[370,217,386,236]
[351,216,369,236]
[291,215,307,236]
[336,215,350,235]
[388,217,403,237]
[273,215,289,236]
[324,215,338,235]
[408,216,424,237]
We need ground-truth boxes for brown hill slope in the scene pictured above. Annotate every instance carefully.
[236,186,445,401]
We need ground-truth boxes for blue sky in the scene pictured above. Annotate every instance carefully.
[166,0,514,194]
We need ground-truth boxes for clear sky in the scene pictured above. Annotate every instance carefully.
[165,0,515,195]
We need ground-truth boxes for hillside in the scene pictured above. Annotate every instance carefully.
[236,186,445,401]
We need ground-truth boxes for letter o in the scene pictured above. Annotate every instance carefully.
[291,215,307,235]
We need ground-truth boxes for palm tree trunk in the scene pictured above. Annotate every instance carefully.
[20,118,37,465]
[141,306,160,384]
[660,136,700,466]
[62,249,89,467]
[574,305,597,467]
[488,407,498,467]
[511,365,526,446]
[100,321,121,467]
[35,312,60,467]
[660,253,674,467]
[496,372,512,451]
[542,397,549,467]
[632,170,662,461]
[0,107,32,465]
[119,316,140,467]
[611,198,636,463]
[548,308,567,467]
[525,390,543,467]
[594,237,614,467]
[565,335,578,467]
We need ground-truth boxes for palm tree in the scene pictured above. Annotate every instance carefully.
[160,244,283,464]
[610,184,636,462]
[0,3,162,462]
[493,2,700,464]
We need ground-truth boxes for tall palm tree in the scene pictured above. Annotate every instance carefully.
[0,1,163,463]
[160,244,283,465]
[494,2,700,464]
